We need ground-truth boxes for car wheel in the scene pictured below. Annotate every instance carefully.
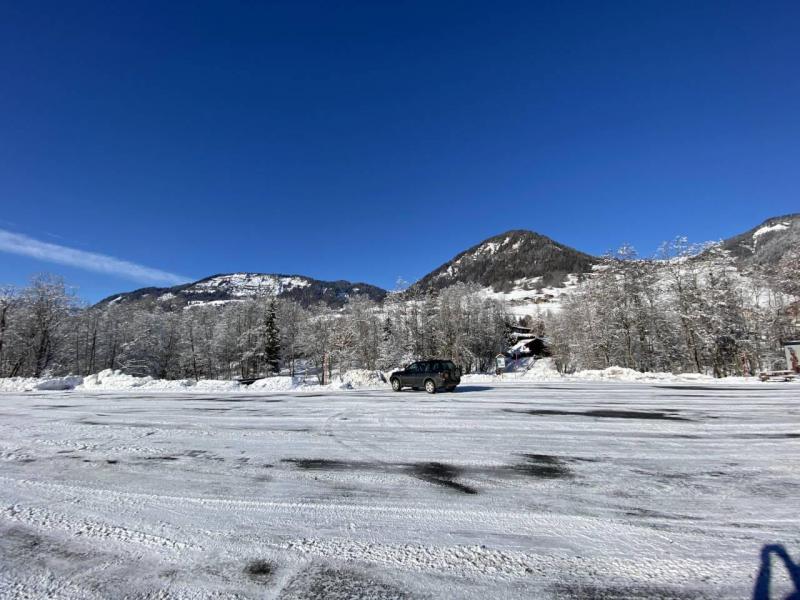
[391,378,401,392]
[424,379,436,394]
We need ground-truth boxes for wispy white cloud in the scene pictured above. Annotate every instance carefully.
[0,229,190,286]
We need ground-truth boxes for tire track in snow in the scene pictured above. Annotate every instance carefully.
[322,408,390,464]
[0,503,198,552]
[279,537,749,587]
[0,475,703,556]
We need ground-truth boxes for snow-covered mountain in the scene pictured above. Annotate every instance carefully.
[97,215,796,313]
[403,230,597,315]
[718,213,800,267]
[406,230,597,295]
[98,273,387,309]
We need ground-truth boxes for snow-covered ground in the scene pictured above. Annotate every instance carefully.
[483,273,584,316]
[463,358,772,385]
[1,381,798,598]
[0,368,389,394]
[0,360,776,396]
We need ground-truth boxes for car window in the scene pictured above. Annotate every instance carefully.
[407,362,419,372]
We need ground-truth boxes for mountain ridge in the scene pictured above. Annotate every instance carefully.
[97,272,387,309]
[96,214,798,309]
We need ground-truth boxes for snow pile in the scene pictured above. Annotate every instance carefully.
[34,375,84,390]
[247,376,299,392]
[81,370,153,389]
[463,359,766,384]
[520,358,563,381]
[0,376,85,392]
[0,364,774,395]
[79,369,241,392]
[329,369,387,390]
[184,379,242,391]
[571,366,714,383]
[460,373,500,383]
[0,378,42,392]
[461,359,562,383]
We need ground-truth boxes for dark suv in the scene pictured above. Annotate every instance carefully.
[390,360,462,393]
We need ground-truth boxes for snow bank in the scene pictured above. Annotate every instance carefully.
[0,375,85,392]
[34,375,84,390]
[0,368,390,394]
[80,370,242,392]
[328,369,387,390]
[0,364,775,395]
[463,359,767,384]
[461,359,562,383]
[246,376,299,392]
[243,371,387,391]
[81,370,151,389]
[521,358,563,381]
[571,366,715,383]
[0,378,40,392]
[0,370,246,393]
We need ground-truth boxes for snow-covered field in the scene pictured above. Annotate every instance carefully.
[1,382,798,599]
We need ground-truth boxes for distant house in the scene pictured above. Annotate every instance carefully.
[508,337,551,359]
[508,323,535,337]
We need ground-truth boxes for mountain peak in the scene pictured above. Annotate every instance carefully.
[406,229,596,295]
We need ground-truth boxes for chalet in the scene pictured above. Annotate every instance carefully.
[508,337,551,359]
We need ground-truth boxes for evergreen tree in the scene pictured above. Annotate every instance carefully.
[264,299,281,375]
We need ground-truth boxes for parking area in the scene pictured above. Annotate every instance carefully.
[0,382,798,598]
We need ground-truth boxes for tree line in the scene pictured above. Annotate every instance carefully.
[0,278,510,380]
[546,240,799,377]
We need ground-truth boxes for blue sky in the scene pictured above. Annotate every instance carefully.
[1,1,798,302]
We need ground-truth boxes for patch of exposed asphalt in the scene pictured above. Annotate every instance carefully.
[510,454,573,479]
[282,458,373,471]
[623,507,704,521]
[282,458,478,494]
[731,433,800,439]
[184,449,211,458]
[80,419,165,428]
[278,565,413,600]
[411,462,478,495]
[549,582,713,599]
[504,408,690,421]
[282,454,584,493]
[1,524,108,564]
[244,559,273,582]
[182,450,224,461]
